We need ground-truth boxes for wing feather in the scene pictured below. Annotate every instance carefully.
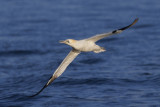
[30,49,80,97]
[86,18,138,42]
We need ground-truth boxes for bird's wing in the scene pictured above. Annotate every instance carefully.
[86,18,138,42]
[30,49,80,97]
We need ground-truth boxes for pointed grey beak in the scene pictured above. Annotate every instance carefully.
[59,40,65,43]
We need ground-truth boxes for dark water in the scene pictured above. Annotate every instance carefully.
[0,0,160,107]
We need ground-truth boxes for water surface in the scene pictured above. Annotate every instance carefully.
[0,0,160,107]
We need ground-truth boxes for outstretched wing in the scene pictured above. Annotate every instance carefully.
[86,18,138,42]
[30,49,80,97]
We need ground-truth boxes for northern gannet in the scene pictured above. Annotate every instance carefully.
[31,18,138,97]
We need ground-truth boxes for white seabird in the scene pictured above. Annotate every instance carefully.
[31,18,138,97]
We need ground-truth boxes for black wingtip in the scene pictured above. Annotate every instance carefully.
[29,76,53,97]
[119,18,139,31]
[29,76,57,97]
[29,84,48,97]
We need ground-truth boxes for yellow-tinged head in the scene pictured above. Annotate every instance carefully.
[59,39,77,46]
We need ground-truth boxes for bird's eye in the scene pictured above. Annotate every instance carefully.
[67,40,70,43]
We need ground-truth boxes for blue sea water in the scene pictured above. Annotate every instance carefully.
[0,0,160,107]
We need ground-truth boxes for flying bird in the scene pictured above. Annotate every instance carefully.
[31,18,138,97]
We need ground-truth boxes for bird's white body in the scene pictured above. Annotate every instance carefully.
[69,40,105,53]
[31,18,139,97]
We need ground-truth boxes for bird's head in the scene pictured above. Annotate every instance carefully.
[59,39,77,46]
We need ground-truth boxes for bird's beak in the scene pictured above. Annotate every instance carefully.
[59,40,65,43]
